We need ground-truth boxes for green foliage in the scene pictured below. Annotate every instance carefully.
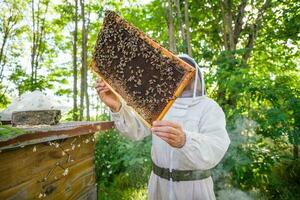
[96,113,110,121]
[0,125,25,141]
[95,129,151,198]
[0,85,10,109]
[98,183,147,200]
[214,116,300,199]
[266,159,300,200]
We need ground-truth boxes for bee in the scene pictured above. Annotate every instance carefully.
[128,76,135,82]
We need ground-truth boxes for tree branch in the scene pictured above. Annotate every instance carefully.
[233,0,248,47]
[0,86,9,102]
[243,0,272,62]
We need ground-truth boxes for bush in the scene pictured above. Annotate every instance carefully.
[266,159,300,200]
[214,116,299,199]
[95,128,151,199]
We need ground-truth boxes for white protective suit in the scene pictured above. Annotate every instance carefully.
[110,55,230,200]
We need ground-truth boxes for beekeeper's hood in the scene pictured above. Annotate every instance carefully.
[178,54,205,98]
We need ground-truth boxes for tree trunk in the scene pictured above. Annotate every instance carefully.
[85,10,91,121]
[79,0,85,120]
[174,0,187,53]
[79,0,88,121]
[30,0,49,91]
[0,31,9,82]
[73,0,78,121]
[85,76,90,121]
[218,0,240,109]
[79,66,85,121]
[0,32,8,66]
[184,0,192,56]
[31,0,36,90]
[166,0,176,53]
[220,0,234,51]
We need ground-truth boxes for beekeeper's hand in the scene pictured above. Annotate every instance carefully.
[151,120,186,148]
[95,77,121,112]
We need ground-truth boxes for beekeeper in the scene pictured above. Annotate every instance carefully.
[95,54,230,200]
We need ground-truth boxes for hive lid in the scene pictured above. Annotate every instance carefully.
[90,10,195,127]
[0,121,114,151]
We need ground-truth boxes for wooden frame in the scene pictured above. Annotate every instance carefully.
[90,11,195,128]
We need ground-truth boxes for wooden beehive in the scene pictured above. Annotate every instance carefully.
[0,121,114,200]
[90,10,195,127]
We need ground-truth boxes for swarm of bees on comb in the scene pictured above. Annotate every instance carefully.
[92,10,195,126]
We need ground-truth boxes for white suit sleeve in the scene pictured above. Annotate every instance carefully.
[110,101,151,141]
[177,102,230,170]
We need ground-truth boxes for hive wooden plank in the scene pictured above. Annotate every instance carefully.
[90,10,195,127]
[0,121,114,151]
[0,156,96,200]
[0,134,95,192]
